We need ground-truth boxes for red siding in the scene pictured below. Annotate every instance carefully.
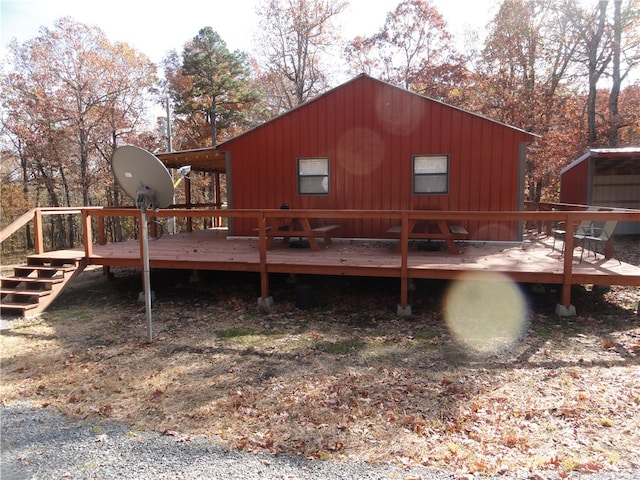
[560,158,590,205]
[223,75,534,241]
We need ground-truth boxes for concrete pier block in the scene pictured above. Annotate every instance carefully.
[257,296,274,309]
[555,303,576,317]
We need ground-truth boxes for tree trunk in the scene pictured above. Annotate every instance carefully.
[586,1,609,145]
[608,0,622,146]
[210,98,217,145]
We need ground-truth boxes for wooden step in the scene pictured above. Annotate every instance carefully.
[1,255,87,318]
[0,301,40,312]
[15,265,76,275]
[27,256,83,266]
[0,288,52,297]
[1,276,64,285]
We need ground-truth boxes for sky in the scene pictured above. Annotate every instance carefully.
[1,0,498,67]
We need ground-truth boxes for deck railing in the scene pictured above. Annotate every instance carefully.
[2,206,639,310]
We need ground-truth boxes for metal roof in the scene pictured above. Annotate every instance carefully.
[560,147,640,175]
[155,147,226,173]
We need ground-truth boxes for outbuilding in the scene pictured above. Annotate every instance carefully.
[560,147,640,234]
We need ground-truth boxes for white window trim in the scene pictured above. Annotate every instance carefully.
[412,154,449,195]
[298,157,330,195]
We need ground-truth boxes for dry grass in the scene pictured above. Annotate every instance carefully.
[1,237,639,477]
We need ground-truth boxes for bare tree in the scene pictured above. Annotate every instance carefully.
[563,0,612,144]
[608,0,640,145]
[344,0,466,102]
[255,0,347,110]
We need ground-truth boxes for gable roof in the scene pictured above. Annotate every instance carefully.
[156,74,537,173]
[217,74,536,148]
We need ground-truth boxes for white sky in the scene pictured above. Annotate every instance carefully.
[1,0,498,66]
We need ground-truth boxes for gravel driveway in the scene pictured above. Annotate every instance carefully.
[2,401,639,480]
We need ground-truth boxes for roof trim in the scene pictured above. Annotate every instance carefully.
[561,147,640,174]
[560,150,591,175]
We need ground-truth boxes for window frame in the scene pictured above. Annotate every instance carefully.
[297,157,330,196]
[412,154,450,195]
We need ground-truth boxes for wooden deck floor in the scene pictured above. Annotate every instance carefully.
[39,228,640,291]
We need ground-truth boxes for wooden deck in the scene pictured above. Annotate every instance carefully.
[36,228,640,312]
[4,206,640,316]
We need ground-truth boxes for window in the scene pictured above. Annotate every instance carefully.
[413,155,449,194]
[298,157,329,195]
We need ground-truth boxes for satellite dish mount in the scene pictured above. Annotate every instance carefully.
[111,146,174,342]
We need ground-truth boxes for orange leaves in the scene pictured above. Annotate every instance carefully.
[151,388,165,400]
[545,455,604,476]
[400,416,428,437]
[575,461,604,473]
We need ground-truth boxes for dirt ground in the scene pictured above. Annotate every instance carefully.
[1,237,639,477]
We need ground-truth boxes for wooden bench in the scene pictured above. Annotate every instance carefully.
[448,225,469,237]
[386,224,468,238]
[310,224,340,246]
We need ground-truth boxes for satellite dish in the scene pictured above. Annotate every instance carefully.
[110,145,175,343]
[111,145,174,210]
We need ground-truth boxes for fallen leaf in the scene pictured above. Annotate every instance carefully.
[152,388,164,399]
[576,461,603,473]
[602,338,615,349]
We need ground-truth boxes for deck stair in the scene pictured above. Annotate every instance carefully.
[0,255,86,318]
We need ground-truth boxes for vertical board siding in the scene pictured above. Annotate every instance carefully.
[223,75,534,241]
[560,159,590,205]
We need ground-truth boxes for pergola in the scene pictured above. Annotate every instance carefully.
[156,147,226,173]
[155,147,227,228]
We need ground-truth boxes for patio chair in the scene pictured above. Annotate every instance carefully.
[574,220,619,263]
[551,208,598,253]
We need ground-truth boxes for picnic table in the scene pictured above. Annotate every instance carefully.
[264,216,340,251]
[386,219,468,254]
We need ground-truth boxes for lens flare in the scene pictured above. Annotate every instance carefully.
[444,272,527,354]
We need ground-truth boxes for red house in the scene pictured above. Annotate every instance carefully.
[218,74,535,241]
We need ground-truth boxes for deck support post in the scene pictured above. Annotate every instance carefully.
[398,212,412,316]
[257,213,273,309]
[556,212,576,317]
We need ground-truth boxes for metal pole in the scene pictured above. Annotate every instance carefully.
[165,96,177,235]
[165,96,173,153]
[140,209,153,342]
